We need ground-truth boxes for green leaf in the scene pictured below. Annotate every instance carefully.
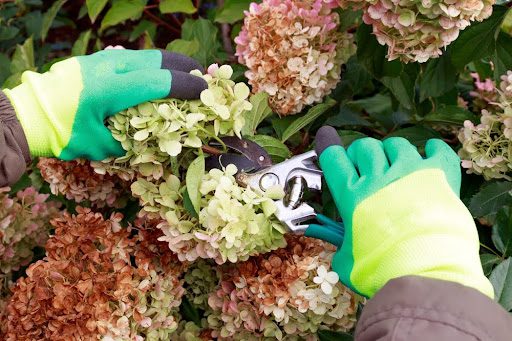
[41,0,67,42]
[325,105,371,128]
[0,53,11,86]
[337,130,367,147]
[182,18,220,66]
[142,30,155,49]
[215,0,252,24]
[10,37,36,74]
[338,9,362,32]
[22,11,43,40]
[318,330,354,341]
[166,39,200,57]
[246,135,291,163]
[419,52,457,101]
[2,73,22,89]
[492,207,512,257]
[281,98,336,142]
[179,297,202,325]
[351,93,392,116]
[271,116,296,140]
[469,181,512,218]
[356,23,402,79]
[381,67,417,110]
[159,0,196,14]
[493,32,512,80]
[86,0,109,23]
[71,30,92,56]
[182,190,199,218]
[481,253,501,276]
[386,126,441,147]
[489,257,512,311]
[186,153,205,215]
[129,20,156,42]
[9,173,32,195]
[450,5,508,69]
[337,56,372,97]
[423,105,477,126]
[0,26,20,41]
[242,92,273,136]
[101,0,147,31]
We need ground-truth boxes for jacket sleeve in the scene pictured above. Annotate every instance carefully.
[0,90,30,187]
[355,275,512,341]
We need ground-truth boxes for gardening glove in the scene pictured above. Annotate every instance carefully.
[3,49,207,160]
[310,125,493,299]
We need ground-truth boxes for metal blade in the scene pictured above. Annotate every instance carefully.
[209,137,272,169]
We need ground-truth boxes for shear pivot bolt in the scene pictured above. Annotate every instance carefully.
[260,173,279,191]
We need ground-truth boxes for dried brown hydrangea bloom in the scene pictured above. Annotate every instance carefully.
[38,158,130,208]
[208,235,360,340]
[4,208,186,341]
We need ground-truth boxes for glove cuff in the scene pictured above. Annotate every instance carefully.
[4,75,59,157]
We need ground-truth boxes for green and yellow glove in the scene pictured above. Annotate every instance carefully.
[3,49,207,160]
[308,126,493,299]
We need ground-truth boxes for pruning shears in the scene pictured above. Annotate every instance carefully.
[205,137,344,246]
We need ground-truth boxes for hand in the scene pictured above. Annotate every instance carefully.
[311,126,493,298]
[3,49,207,160]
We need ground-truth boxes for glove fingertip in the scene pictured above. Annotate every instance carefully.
[161,51,204,73]
[169,70,208,100]
[315,126,342,156]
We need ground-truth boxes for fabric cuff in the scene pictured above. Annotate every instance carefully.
[0,90,31,187]
[356,275,511,341]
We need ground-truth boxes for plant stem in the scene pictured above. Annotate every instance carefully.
[202,145,223,155]
[144,9,181,35]
[480,242,502,257]
[217,0,235,60]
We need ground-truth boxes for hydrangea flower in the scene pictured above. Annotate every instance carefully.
[235,0,355,115]
[339,0,494,63]
[183,260,219,312]
[175,320,214,341]
[93,65,252,181]
[134,165,287,264]
[38,158,130,208]
[313,265,340,295]
[207,235,360,340]
[0,187,60,275]
[459,71,512,180]
[3,208,186,341]
[468,72,499,113]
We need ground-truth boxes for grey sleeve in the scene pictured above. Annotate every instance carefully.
[0,90,30,187]
[355,276,512,341]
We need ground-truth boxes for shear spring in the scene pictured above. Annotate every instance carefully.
[284,176,307,210]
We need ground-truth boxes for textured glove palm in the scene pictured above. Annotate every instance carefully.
[4,49,207,160]
[312,126,493,299]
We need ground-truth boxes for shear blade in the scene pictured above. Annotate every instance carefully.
[205,154,259,173]
[209,137,272,169]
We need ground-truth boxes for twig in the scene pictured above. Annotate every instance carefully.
[202,145,223,155]
[217,0,235,59]
[292,131,310,155]
[144,9,180,34]
[166,13,183,28]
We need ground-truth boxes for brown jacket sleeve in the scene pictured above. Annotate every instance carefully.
[355,276,512,341]
[0,90,30,187]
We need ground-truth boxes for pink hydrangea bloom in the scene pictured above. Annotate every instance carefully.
[458,70,512,180]
[0,187,60,274]
[360,0,495,63]
[235,0,355,115]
